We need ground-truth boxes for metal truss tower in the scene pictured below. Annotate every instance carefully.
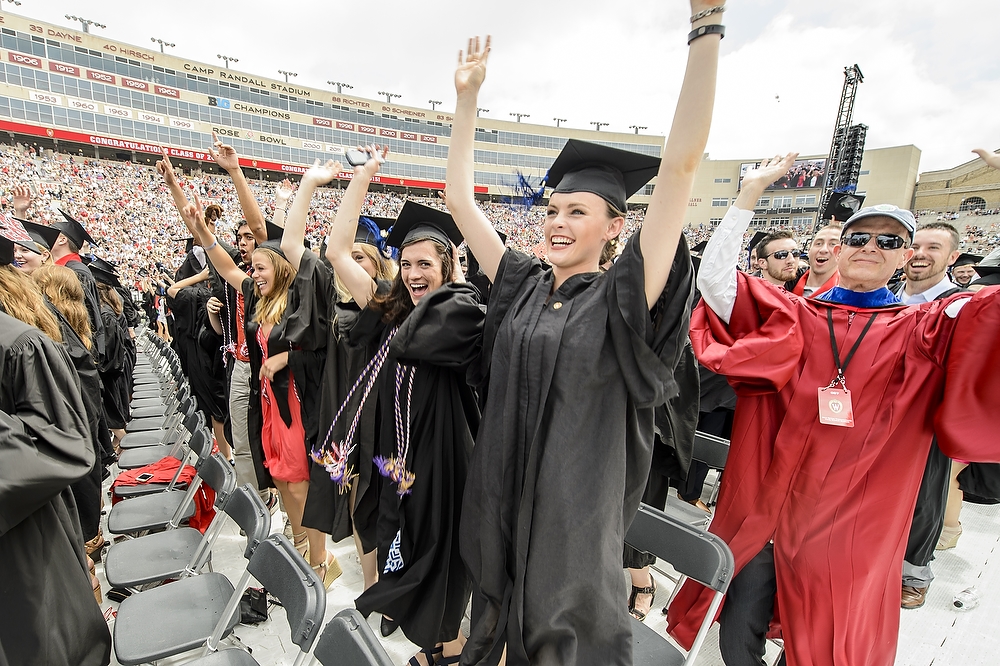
[817,65,864,230]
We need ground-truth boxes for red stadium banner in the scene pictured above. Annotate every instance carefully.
[154,85,180,98]
[313,117,333,127]
[49,62,81,77]
[0,119,487,193]
[336,121,356,131]
[8,52,41,68]
[121,77,149,92]
[400,131,418,141]
[379,128,397,138]
[87,70,116,84]
[420,135,438,143]
[358,124,376,136]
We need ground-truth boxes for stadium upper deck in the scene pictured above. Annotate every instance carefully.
[0,11,662,200]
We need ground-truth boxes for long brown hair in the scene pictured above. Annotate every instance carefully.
[372,239,454,327]
[96,282,123,316]
[33,264,92,350]
[252,247,296,326]
[0,264,63,342]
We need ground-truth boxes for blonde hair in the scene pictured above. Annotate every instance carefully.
[33,264,92,350]
[334,244,396,303]
[0,264,63,342]
[252,247,296,326]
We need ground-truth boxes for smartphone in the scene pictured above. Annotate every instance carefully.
[135,472,155,483]
[344,148,385,167]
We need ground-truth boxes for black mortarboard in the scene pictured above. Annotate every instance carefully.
[545,139,661,212]
[90,264,123,289]
[747,231,767,254]
[953,252,983,268]
[20,219,60,251]
[266,221,284,241]
[86,256,120,276]
[52,209,98,248]
[385,202,463,249]
[356,216,395,247]
[972,264,1000,286]
[174,236,196,253]
[0,237,12,265]
[0,214,38,254]
[257,239,288,261]
[691,240,708,254]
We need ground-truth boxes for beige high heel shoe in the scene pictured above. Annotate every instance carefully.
[312,552,343,590]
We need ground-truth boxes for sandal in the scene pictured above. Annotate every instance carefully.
[293,531,309,560]
[85,530,107,563]
[88,556,102,605]
[311,552,343,590]
[437,655,461,665]
[407,645,443,666]
[628,574,657,622]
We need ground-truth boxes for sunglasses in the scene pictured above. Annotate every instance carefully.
[841,232,907,250]
[761,249,801,260]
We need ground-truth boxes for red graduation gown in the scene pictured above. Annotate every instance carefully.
[667,274,1000,666]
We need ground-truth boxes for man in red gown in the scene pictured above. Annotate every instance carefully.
[667,154,1000,666]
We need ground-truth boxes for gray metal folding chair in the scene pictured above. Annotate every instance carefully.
[181,533,326,666]
[313,609,395,666]
[127,394,196,433]
[113,425,212,501]
[108,442,230,536]
[117,412,204,470]
[112,486,272,666]
[693,430,730,507]
[120,398,196,448]
[104,457,239,588]
[627,503,734,666]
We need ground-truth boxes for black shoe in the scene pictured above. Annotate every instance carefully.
[381,615,399,637]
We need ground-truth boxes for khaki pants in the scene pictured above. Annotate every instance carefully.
[229,359,268,501]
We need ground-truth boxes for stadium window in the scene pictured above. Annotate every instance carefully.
[756,197,770,207]
[772,217,790,225]
[859,170,870,175]
[794,194,817,205]
[712,197,729,207]
[713,177,732,183]
[709,217,723,225]
[773,196,792,208]
[792,215,813,226]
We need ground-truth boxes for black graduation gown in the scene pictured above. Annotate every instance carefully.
[354,283,484,650]
[64,258,106,362]
[460,234,695,666]
[97,304,131,429]
[172,285,228,422]
[0,312,112,666]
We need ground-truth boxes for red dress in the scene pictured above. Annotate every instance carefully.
[257,326,309,483]
[667,275,1000,666]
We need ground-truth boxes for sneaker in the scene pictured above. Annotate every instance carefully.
[936,522,962,550]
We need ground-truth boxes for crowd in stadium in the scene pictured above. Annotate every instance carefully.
[3,3,1000,666]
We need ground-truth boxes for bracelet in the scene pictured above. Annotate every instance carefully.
[688,24,725,45]
[205,238,218,252]
[690,5,725,22]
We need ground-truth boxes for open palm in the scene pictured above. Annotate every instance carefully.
[455,36,491,96]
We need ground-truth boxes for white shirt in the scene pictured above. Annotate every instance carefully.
[899,274,958,305]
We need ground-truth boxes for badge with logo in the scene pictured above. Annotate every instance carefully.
[818,387,854,427]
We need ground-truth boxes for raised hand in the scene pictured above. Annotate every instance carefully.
[274,178,295,208]
[209,130,241,172]
[180,192,211,241]
[455,35,491,97]
[352,144,389,179]
[741,153,799,191]
[972,148,1000,172]
[12,184,31,217]
[155,147,179,187]
[302,158,345,188]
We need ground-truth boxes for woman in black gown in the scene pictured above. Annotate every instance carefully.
[305,149,483,665]
[445,23,718,665]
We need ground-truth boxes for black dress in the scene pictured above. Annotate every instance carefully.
[97,303,131,429]
[460,234,695,666]
[354,283,484,650]
[0,311,112,666]
[172,285,228,422]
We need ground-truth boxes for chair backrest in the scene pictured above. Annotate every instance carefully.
[246,534,326,655]
[186,429,214,469]
[198,453,238,507]
[626,503,733,593]
[692,431,730,470]
[314,609,394,666]
[182,411,204,438]
[224,484,272,559]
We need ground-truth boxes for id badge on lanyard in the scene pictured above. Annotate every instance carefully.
[819,309,878,428]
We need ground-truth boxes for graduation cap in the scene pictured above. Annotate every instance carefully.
[20,219,60,251]
[0,214,37,264]
[86,256,120,276]
[953,252,983,268]
[52,209,98,249]
[690,239,708,255]
[545,139,661,212]
[174,236,197,254]
[746,231,767,254]
[972,264,1000,287]
[823,192,866,222]
[385,201,463,249]
[266,220,284,241]
[89,264,123,290]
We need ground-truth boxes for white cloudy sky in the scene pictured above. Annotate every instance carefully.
[29,0,1000,172]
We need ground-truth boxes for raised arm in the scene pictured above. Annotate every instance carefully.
[209,131,267,244]
[972,148,1000,171]
[697,154,797,323]
[637,1,726,306]
[180,193,247,291]
[445,36,505,282]
[155,148,191,215]
[281,164,339,270]
[166,267,210,298]
[12,184,31,219]
[323,147,389,308]
[271,179,295,230]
